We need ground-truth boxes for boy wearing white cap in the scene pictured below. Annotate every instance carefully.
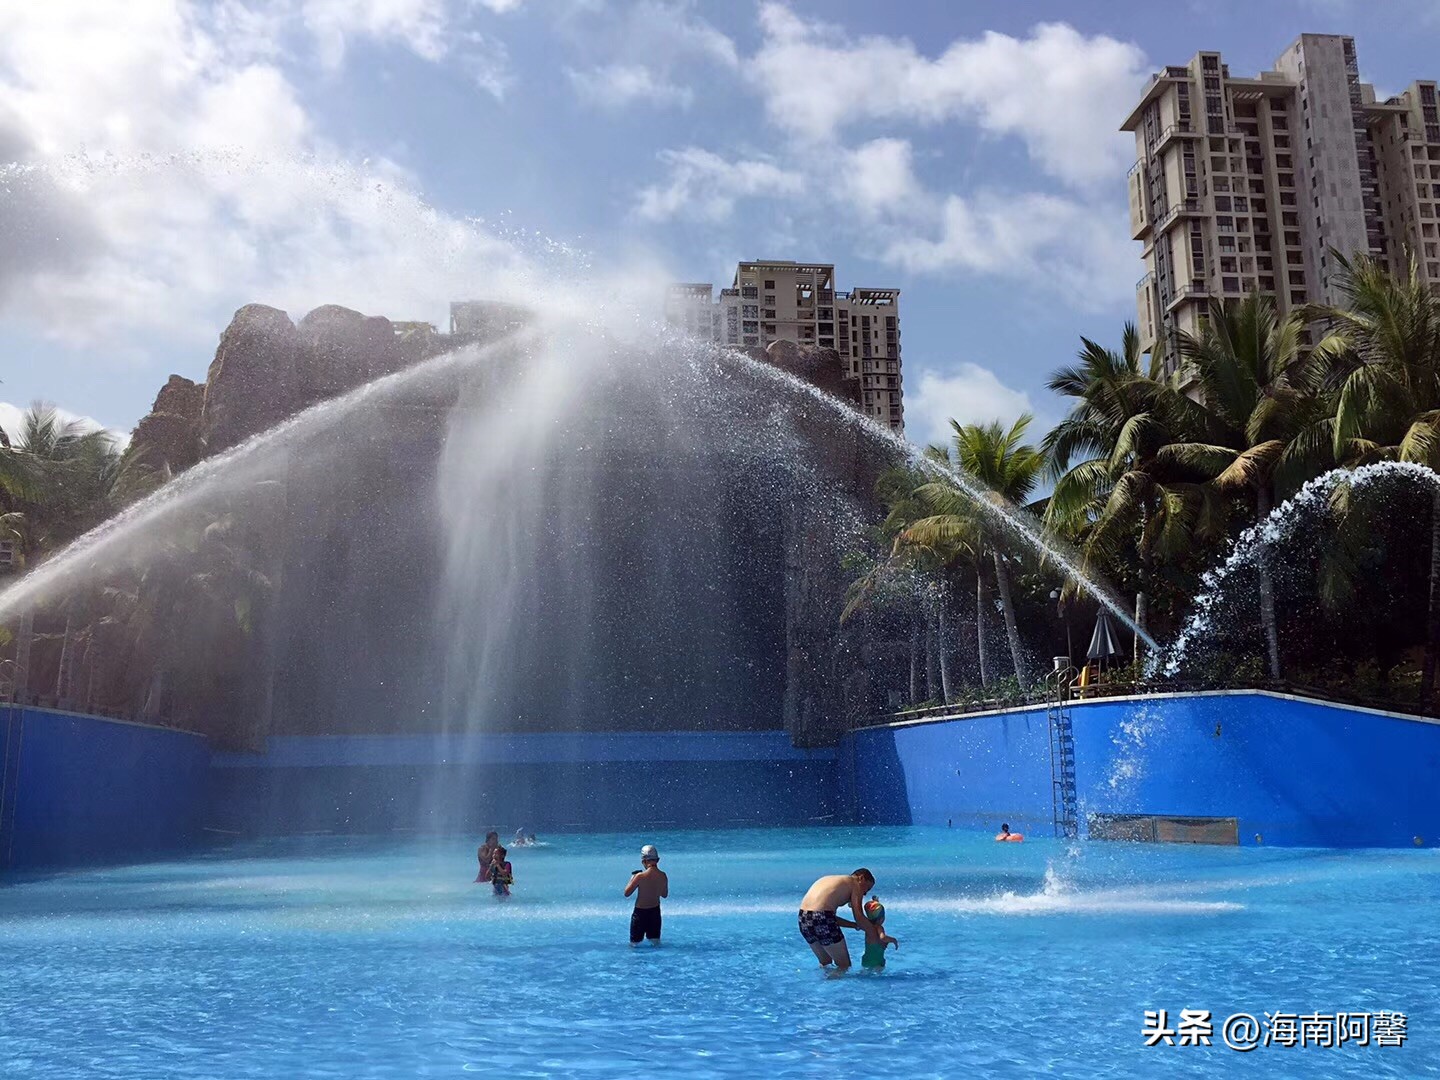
[624,844,668,946]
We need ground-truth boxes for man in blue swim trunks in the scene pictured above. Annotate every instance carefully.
[798,868,876,972]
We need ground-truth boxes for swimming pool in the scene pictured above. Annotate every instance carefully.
[2,827,1436,1077]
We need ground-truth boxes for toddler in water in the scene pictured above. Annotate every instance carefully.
[838,896,899,969]
[488,846,514,899]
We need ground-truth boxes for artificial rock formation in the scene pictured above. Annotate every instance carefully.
[756,340,861,410]
[296,304,407,399]
[130,303,446,465]
[126,374,205,474]
[199,304,306,454]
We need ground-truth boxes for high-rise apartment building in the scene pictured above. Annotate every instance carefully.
[665,261,903,433]
[1124,34,1440,381]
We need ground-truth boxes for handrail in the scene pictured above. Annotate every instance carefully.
[858,677,1440,729]
[1154,199,1203,231]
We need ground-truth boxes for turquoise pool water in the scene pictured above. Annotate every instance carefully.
[2,827,1437,1077]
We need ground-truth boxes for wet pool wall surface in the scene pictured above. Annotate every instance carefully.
[7,690,1440,868]
[0,707,210,870]
[205,732,840,837]
[839,691,1440,848]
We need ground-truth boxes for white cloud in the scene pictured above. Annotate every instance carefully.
[301,0,450,67]
[617,1,737,69]
[210,1,516,95]
[567,64,693,109]
[750,5,1148,187]
[634,147,803,222]
[877,191,1134,311]
[561,1,736,112]
[841,138,927,219]
[0,1,534,349]
[906,365,1034,449]
[632,134,1131,308]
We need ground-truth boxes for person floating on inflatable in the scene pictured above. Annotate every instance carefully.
[488,846,514,899]
[838,896,899,970]
[995,822,1024,842]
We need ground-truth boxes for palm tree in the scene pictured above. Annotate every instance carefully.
[1043,325,1224,662]
[906,416,1046,689]
[1162,293,1339,677]
[844,458,976,701]
[0,403,125,558]
[1310,252,1440,705]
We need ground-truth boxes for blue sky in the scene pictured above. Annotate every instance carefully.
[3,0,1440,444]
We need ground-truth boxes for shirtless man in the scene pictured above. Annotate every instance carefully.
[624,844,669,946]
[798,868,877,971]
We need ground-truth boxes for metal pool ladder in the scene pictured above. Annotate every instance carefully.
[1046,661,1079,839]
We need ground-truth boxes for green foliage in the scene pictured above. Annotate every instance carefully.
[0,402,157,562]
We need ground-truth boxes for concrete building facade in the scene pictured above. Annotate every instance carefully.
[1125,34,1440,382]
[665,261,903,433]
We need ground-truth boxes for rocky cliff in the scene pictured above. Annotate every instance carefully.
[126,304,447,469]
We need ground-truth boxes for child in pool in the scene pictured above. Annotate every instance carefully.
[488,846,514,899]
[476,831,500,882]
[838,896,899,969]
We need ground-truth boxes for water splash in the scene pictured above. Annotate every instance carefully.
[0,327,538,623]
[715,345,1159,654]
[1104,700,1160,797]
[431,324,875,738]
[0,311,1146,743]
[1157,461,1440,679]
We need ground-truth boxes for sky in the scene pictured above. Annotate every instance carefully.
[3,0,1440,448]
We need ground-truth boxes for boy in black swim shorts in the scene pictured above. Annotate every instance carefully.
[625,844,668,946]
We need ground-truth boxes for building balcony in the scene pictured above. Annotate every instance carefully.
[1153,123,1202,155]
[1137,271,1156,292]
[1130,201,1151,242]
[1166,282,1211,312]
[1154,199,1206,234]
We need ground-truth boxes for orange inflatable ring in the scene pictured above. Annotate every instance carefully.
[995,832,1024,842]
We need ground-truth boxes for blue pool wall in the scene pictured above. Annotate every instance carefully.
[207,731,839,836]
[839,690,1440,848]
[7,690,1440,868]
[0,706,210,870]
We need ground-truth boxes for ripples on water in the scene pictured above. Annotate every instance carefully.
[2,827,1437,1078]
